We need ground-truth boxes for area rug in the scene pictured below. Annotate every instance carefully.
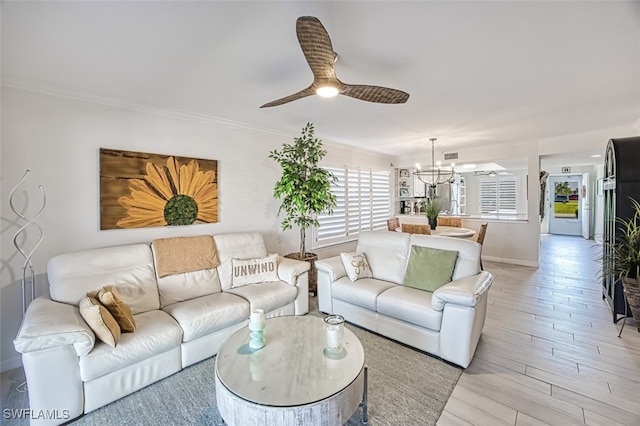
[2,310,461,425]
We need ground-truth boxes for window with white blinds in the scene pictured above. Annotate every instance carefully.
[314,166,390,247]
[479,176,518,214]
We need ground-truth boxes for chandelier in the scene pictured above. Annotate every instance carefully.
[413,138,456,187]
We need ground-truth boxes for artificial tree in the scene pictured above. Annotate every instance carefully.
[269,123,337,291]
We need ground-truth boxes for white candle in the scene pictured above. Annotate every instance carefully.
[250,309,264,324]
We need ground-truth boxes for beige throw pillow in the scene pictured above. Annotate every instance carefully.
[97,286,136,333]
[79,295,121,348]
[231,254,279,287]
[340,252,373,282]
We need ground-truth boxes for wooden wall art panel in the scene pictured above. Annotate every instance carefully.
[100,148,218,230]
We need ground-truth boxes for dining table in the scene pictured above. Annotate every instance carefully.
[430,226,476,239]
[395,224,476,239]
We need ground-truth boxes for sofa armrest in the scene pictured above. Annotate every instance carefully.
[277,256,311,286]
[315,256,346,283]
[14,297,95,357]
[431,271,493,311]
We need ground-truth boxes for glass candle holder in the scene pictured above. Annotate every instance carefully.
[249,309,265,350]
[324,314,345,354]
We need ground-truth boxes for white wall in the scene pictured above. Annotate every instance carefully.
[0,87,391,371]
[593,164,605,243]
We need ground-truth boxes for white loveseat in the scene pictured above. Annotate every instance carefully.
[13,232,310,425]
[316,230,492,368]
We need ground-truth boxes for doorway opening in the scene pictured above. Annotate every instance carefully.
[548,174,589,237]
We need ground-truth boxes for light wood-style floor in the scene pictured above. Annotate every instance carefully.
[438,234,640,426]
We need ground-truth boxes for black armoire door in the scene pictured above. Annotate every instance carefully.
[602,136,640,322]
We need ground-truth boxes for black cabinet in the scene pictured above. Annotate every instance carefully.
[602,136,640,322]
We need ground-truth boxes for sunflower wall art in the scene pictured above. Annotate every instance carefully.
[99,148,218,230]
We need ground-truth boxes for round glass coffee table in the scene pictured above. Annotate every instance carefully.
[215,315,367,426]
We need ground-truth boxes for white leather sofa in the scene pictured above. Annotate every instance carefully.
[13,232,309,425]
[316,230,492,368]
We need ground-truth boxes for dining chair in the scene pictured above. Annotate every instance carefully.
[476,223,488,269]
[401,224,431,235]
[476,223,488,245]
[437,216,462,227]
[387,218,400,231]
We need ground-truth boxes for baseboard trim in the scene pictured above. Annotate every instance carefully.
[483,255,539,268]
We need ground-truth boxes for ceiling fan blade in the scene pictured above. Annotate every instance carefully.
[260,86,316,108]
[296,16,337,81]
[261,16,410,108]
[342,84,410,104]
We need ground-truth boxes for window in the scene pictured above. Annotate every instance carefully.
[314,166,390,247]
[479,176,518,215]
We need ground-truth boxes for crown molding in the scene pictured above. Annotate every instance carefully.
[1,75,292,139]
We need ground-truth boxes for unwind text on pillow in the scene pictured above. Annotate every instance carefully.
[231,254,279,287]
[234,262,275,277]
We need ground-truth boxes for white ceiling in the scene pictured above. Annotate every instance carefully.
[2,1,639,163]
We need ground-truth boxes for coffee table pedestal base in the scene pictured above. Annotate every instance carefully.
[216,367,365,426]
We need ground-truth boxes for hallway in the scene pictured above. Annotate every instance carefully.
[439,234,640,425]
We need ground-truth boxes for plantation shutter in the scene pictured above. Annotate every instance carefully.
[498,177,517,213]
[315,166,390,247]
[315,167,346,241]
[479,176,518,214]
[371,171,390,231]
[479,178,498,214]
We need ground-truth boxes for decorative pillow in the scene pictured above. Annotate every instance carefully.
[340,252,373,282]
[79,295,121,348]
[403,246,459,292]
[96,286,136,333]
[231,254,279,287]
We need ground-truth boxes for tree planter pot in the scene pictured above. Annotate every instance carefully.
[285,252,318,295]
[622,276,640,330]
[428,218,437,231]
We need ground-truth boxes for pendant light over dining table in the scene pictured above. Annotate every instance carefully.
[414,138,456,196]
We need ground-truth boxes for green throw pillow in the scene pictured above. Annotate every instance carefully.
[403,246,459,292]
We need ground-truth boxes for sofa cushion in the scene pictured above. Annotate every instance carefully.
[403,246,458,292]
[79,310,182,382]
[154,267,222,308]
[331,277,397,311]
[231,254,279,287]
[151,237,223,307]
[48,244,160,315]
[162,292,249,342]
[225,281,298,313]
[340,252,373,282]
[78,296,121,348]
[214,232,268,290]
[356,231,411,285]
[409,235,481,280]
[96,286,136,333]
[376,286,443,331]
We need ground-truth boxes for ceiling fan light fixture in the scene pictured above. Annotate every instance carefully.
[316,86,340,98]
[260,16,409,108]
